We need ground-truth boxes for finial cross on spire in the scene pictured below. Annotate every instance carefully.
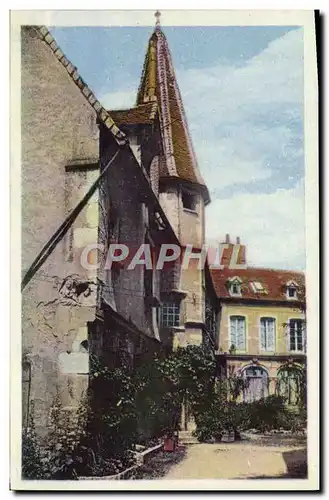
[154,10,161,27]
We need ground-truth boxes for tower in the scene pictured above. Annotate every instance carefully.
[137,13,210,346]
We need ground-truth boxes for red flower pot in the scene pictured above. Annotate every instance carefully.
[163,436,176,452]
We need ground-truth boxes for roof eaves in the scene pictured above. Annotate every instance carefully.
[35,26,128,147]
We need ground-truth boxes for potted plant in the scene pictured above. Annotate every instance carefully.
[229,344,236,354]
[163,410,180,452]
[163,428,176,452]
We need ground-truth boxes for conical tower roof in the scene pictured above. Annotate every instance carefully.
[137,18,210,203]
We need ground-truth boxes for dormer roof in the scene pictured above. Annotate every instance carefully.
[211,267,305,303]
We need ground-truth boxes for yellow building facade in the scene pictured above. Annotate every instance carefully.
[211,244,306,404]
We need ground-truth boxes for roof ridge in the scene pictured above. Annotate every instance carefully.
[34,26,128,146]
[245,267,305,274]
[107,102,157,113]
[211,266,304,274]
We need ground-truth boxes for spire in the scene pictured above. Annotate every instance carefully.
[136,17,210,202]
[154,10,161,29]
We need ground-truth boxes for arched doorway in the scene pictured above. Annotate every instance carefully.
[276,364,305,406]
[242,365,268,402]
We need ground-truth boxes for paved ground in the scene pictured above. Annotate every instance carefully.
[135,434,307,480]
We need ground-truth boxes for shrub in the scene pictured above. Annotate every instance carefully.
[22,422,44,479]
[248,395,286,432]
[193,391,306,442]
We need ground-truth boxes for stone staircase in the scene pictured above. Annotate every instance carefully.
[178,430,199,445]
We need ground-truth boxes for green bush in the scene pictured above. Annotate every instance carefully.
[248,395,286,432]
[193,393,306,443]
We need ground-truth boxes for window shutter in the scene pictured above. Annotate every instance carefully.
[237,317,245,350]
[267,319,275,351]
[260,319,266,350]
[230,318,237,346]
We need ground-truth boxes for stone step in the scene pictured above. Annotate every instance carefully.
[178,431,199,444]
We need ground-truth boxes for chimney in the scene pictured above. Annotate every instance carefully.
[238,244,247,265]
[217,234,247,268]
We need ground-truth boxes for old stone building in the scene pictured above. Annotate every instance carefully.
[210,236,306,405]
[108,20,211,348]
[21,19,212,443]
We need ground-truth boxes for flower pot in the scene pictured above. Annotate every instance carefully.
[163,436,176,452]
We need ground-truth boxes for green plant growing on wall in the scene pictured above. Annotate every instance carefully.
[22,401,44,479]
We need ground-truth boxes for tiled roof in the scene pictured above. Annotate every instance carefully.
[108,102,158,126]
[136,28,210,202]
[34,26,127,146]
[210,267,305,303]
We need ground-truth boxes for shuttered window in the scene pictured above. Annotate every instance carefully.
[230,316,246,350]
[289,319,305,352]
[260,317,276,351]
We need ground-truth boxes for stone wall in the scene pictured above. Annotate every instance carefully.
[21,26,100,438]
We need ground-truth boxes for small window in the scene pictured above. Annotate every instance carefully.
[285,280,298,300]
[260,317,276,351]
[228,279,242,297]
[289,319,305,352]
[251,281,266,294]
[230,315,246,350]
[79,340,89,353]
[182,190,197,211]
[161,302,180,327]
[287,287,297,299]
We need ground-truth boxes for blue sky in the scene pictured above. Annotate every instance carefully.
[50,25,305,270]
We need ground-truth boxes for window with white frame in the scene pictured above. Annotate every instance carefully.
[260,317,276,351]
[286,281,298,300]
[287,286,297,299]
[160,302,180,327]
[230,315,246,350]
[228,277,242,297]
[289,319,305,352]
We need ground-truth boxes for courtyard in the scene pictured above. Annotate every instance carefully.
[134,433,307,480]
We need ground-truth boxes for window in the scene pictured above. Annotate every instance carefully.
[260,317,276,351]
[287,286,297,299]
[182,189,197,211]
[243,366,268,402]
[289,319,305,352]
[250,281,266,294]
[161,302,180,327]
[79,340,89,353]
[286,280,298,300]
[230,316,246,350]
[227,277,242,297]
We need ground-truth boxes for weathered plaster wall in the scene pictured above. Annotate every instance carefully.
[21,26,100,438]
